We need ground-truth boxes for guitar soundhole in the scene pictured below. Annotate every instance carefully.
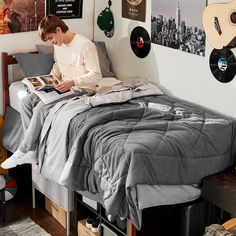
[230,12,236,24]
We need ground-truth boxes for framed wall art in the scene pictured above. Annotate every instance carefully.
[46,0,83,19]
[0,0,45,34]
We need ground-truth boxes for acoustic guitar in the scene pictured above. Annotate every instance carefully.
[202,0,236,49]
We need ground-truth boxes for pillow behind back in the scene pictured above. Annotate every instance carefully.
[94,41,115,77]
[36,44,54,54]
[14,53,54,77]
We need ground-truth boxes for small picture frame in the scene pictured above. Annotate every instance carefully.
[122,0,146,22]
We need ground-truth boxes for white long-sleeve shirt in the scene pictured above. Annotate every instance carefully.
[51,34,102,86]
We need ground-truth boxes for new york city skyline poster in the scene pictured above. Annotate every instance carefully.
[151,0,206,56]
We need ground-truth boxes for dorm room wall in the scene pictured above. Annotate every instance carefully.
[94,0,236,119]
[0,0,95,116]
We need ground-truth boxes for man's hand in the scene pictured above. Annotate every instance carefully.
[55,80,75,92]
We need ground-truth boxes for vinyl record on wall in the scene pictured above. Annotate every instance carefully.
[130,26,151,58]
[209,48,236,83]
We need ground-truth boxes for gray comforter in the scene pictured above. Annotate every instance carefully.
[3,92,236,229]
[39,93,236,229]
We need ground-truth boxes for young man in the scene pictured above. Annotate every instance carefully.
[1,14,102,169]
[39,14,102,93]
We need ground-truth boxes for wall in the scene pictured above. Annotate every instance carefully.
[94,0,236,119]
[0,0,95,116]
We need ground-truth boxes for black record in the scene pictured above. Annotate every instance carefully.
[209,48,236,83]
[130,26,151,58]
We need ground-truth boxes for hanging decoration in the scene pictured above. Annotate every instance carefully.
[97,0,114,38]
[130,26,151,58]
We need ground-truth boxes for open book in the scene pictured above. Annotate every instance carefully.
[22,74,74,104]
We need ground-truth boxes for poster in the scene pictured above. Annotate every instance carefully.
[46,0,83,19]
[151,0,206,56]
[122,0,146,22]
[0,0,45,34]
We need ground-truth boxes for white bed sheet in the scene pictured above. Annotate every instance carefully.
[136,184,201,210]
[9,81,27,113]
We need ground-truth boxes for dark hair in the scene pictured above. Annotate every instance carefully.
[38,14,69,42]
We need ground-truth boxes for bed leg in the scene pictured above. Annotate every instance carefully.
[66,211,70,236]
[32,182,35,208]
[127,220,137,236]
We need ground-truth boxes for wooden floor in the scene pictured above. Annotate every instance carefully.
[0,165,76,236]
[0,190,76,236]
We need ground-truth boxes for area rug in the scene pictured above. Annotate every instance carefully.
[0,218,51,236]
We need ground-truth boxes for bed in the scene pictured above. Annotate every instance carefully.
[2,45,236,236]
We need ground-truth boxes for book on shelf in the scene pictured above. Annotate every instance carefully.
[22,74,74,104]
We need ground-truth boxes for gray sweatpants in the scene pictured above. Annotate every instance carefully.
[19,93,77,153]
[19,93,55,152]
